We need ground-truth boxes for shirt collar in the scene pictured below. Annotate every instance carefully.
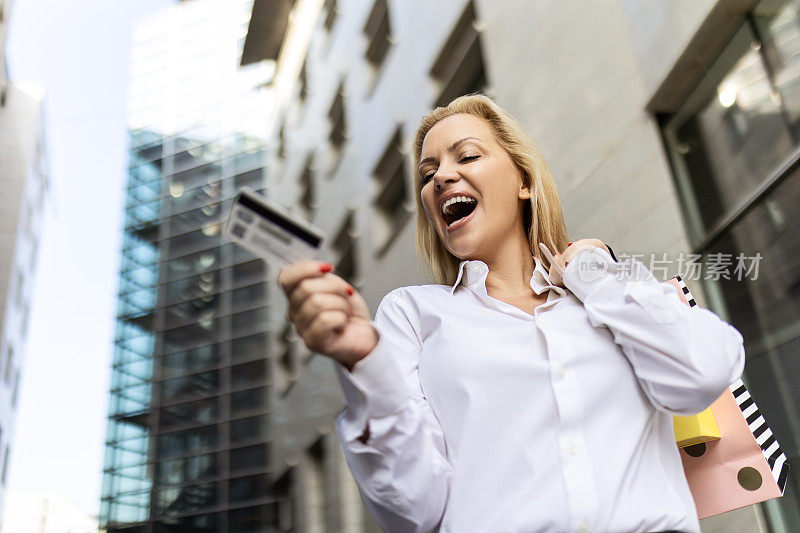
[449,257,566,298]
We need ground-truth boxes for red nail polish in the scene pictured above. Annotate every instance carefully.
[568,242,573,246]
[346,287,354,296]
[319,263,333,273]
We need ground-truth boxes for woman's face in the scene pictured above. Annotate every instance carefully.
[419,113,531,261]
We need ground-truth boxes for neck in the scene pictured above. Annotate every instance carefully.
[482,230,535,298]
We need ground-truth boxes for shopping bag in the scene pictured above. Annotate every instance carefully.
[667,277,722,449]
[667,275,789,519]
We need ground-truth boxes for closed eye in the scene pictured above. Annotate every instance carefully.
[420,155,479,185]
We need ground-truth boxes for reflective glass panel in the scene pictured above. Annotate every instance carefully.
[669,24,797,233]
[229,443,267,473]
[231,387,267,415]
[230,359,267,389]
[230,415,268,446]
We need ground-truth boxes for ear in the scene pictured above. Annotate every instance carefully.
[518,177,532,201]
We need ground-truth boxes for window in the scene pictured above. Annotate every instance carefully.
[333,212,357,286]
[277,120,287,160]
[323,0,338,32]
[372,126,411,255]
[328,80,347,152]
[228,502,280,531]
[158,398,218,431]
[231,387,266,415]
[275,469,297,531]
[1,446,8,485]
[234,168,264,190]
[11,370,20,407]
[229,443,268,473]
[299,154,316,217]
[230,415,268,446]
[305,438,328,532]
[299,59,309,102]
[14,271,24,308]
[231,358,267,389]
[20,301,30,337]
[363,0,392,80]
[3,346,12,386]
[277,323,298,395]
[659,1,800,528]
[429,1,487,107]
[232,283,267,312]
[230,333,267,363]
[229,473,271,502]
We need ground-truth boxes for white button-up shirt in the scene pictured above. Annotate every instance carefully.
[334,248,745,533]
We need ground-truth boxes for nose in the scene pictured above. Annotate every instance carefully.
[433,164,461,190]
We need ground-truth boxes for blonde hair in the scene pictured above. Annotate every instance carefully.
[412,94,569,285]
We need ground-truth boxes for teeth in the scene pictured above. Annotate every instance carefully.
[442,196,476,215]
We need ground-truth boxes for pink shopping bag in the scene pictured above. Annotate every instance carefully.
[667,276,789,519]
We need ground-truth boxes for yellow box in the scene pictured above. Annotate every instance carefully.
[673,408,721,447]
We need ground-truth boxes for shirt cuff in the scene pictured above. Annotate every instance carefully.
[334,327,414,441]
[562,246,624,301]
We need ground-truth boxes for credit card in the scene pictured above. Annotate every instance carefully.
[224,187,325,267]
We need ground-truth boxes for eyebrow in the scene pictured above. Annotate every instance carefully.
[418,137,482,171]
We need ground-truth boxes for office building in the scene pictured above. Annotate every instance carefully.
[242,0,800,531]
[0,0,47,522]
[99,0,279,531]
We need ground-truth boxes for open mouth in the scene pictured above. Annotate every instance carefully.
[441,195,478,227]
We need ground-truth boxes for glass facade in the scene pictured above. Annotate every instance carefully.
[661,1,800,529]
[100,1,280,531]
[101,125,275,531]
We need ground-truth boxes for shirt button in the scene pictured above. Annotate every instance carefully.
[472,265,480,273]
[568,441,580,455]
[557,366,566,378]
[579,521,590,533]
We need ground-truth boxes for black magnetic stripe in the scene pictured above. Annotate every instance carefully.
[733,384,747,397]
[768,447,782,468]
[238,194,322,248]
[778,462,789,491]
[740,396,755,411]
[752,422,768,439]
[746,410,762,425]
[760,434,776,452]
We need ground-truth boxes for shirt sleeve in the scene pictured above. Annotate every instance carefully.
[332,289,452,533]
[562,247,745,416]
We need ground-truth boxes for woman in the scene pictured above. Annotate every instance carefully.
[278,95,745,533]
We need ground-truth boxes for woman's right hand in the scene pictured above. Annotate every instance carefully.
[278,261,378,371]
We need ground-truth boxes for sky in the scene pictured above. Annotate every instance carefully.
[6,0,172,517]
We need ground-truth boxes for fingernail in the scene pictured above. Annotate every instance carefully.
[319,263,333,273]
[346,287,354,296]
[568,242,573,246]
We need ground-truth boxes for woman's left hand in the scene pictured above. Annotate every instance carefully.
[548,238,609,287]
